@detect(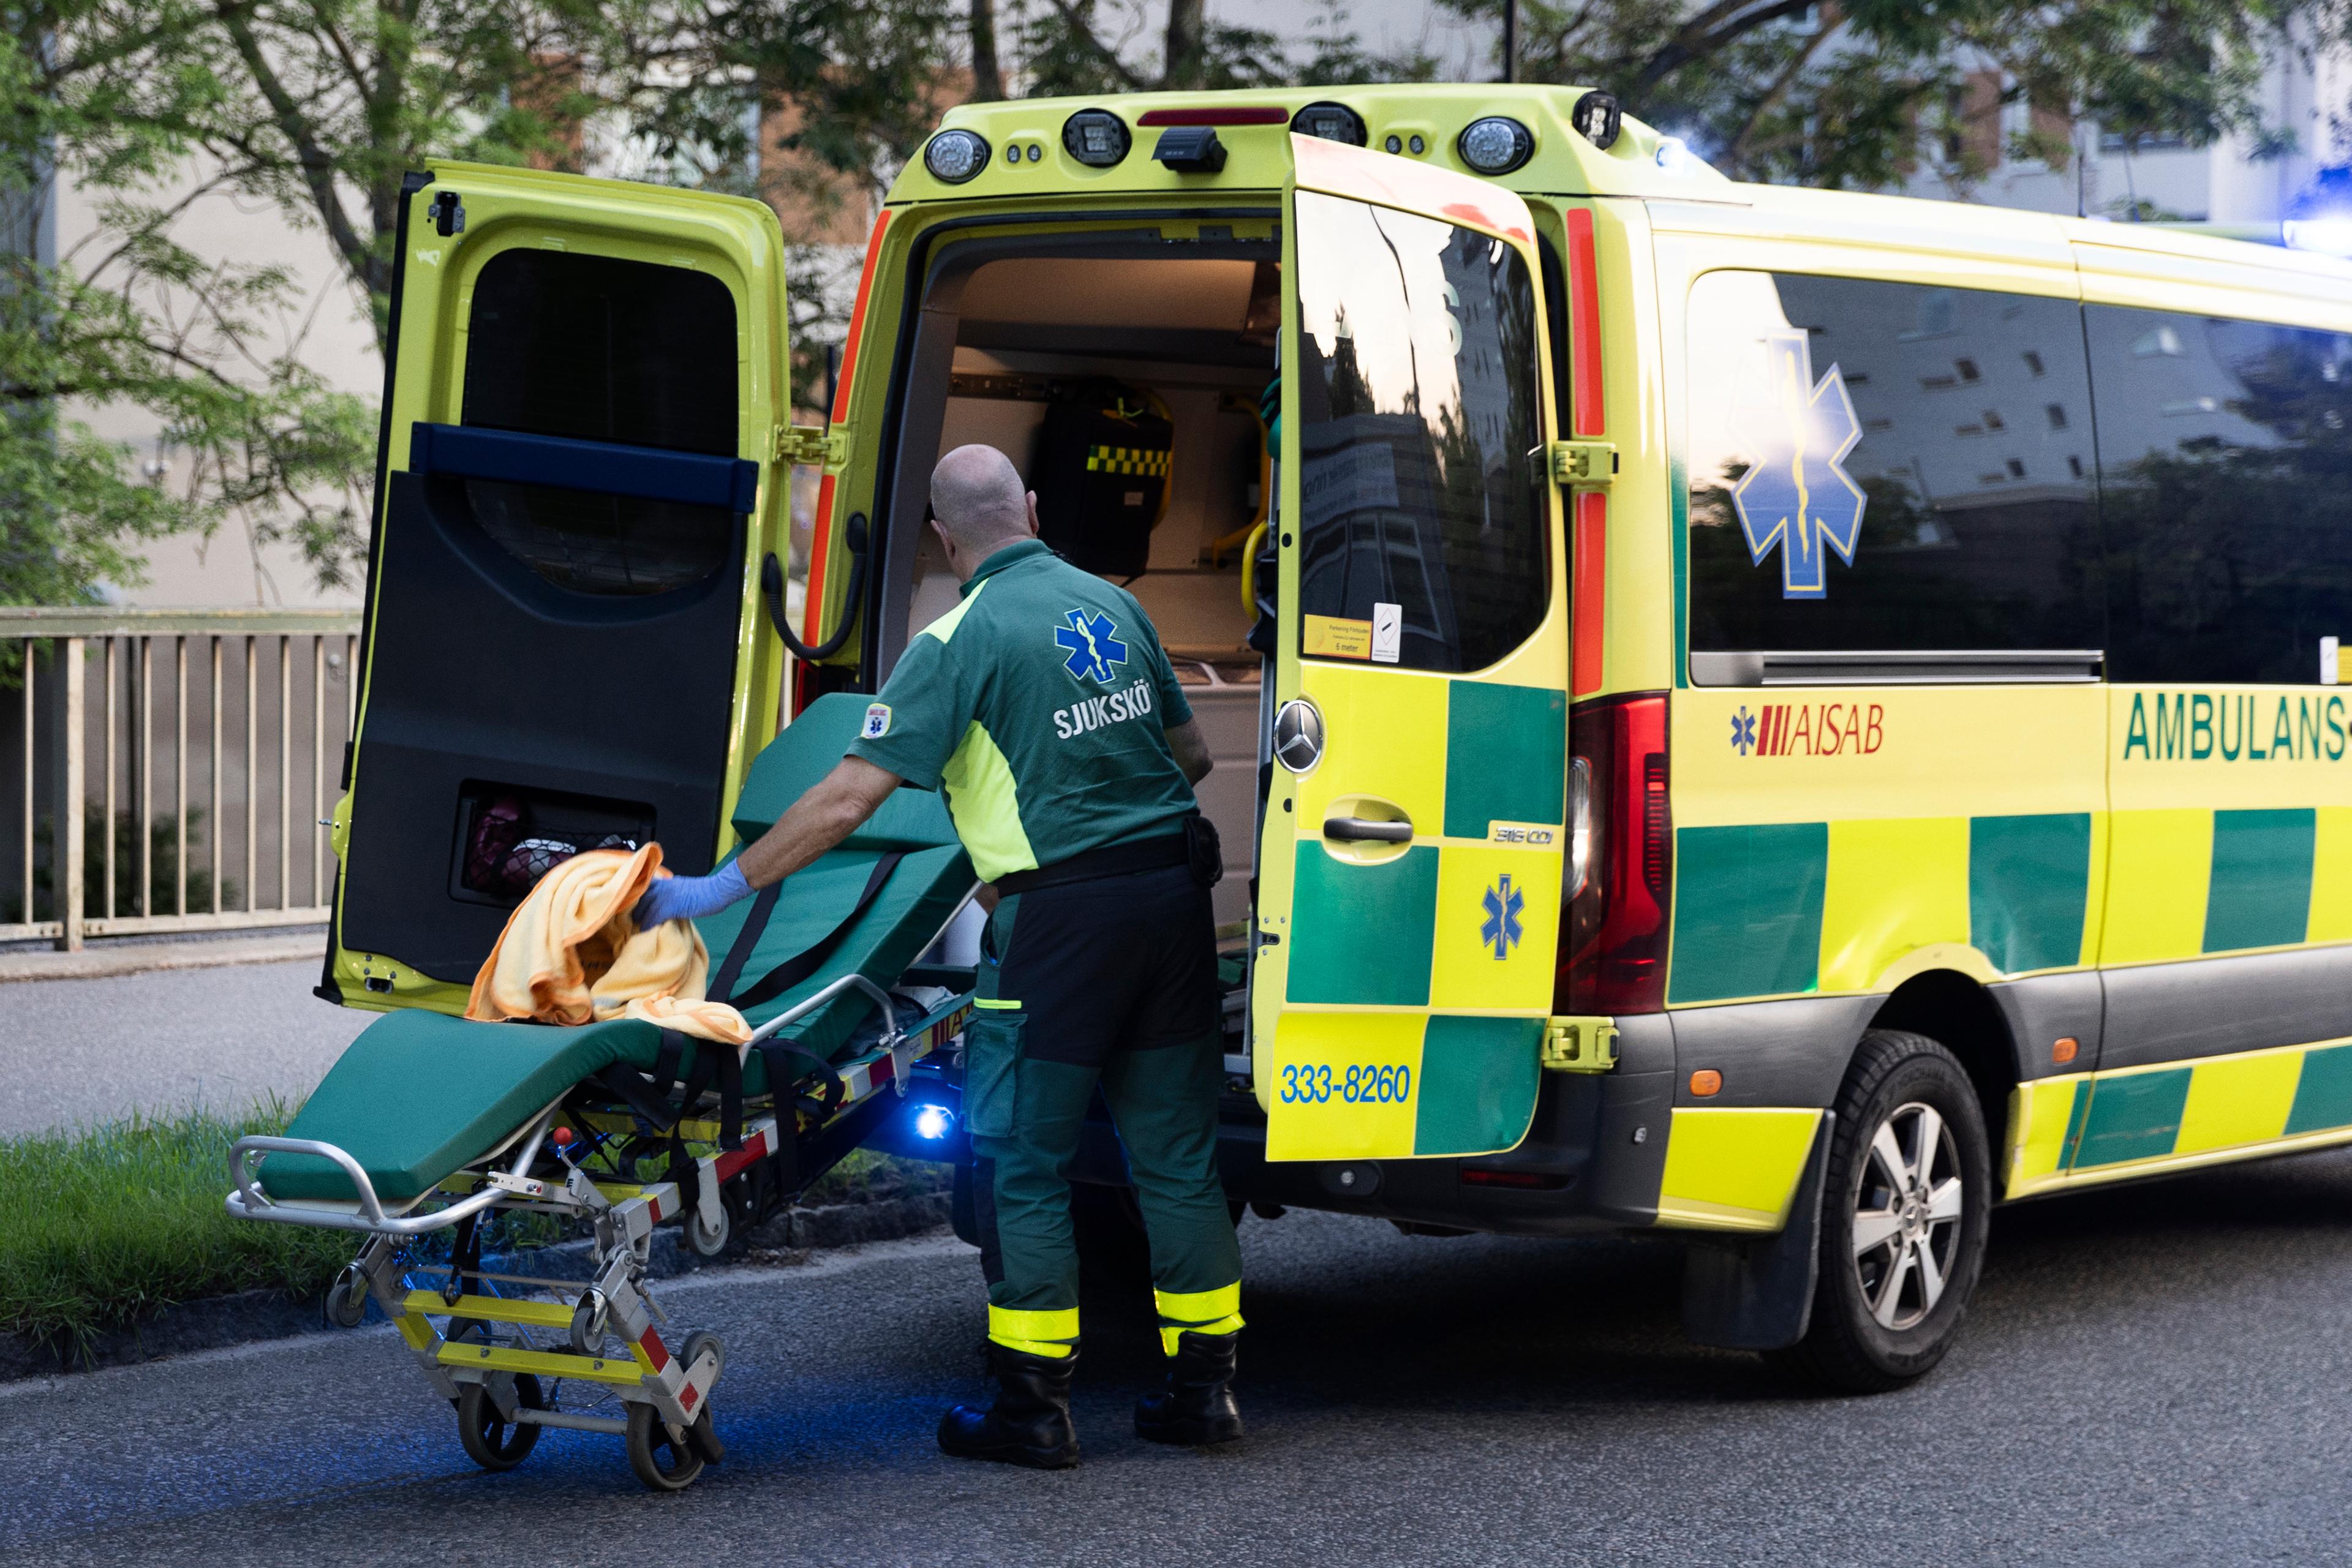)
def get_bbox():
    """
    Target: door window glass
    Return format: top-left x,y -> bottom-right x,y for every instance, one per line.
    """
1686,272 -> 2101,655
2087,305 -> 2352,684
457,249 -> 741,595
1292,190 -> 1548,674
